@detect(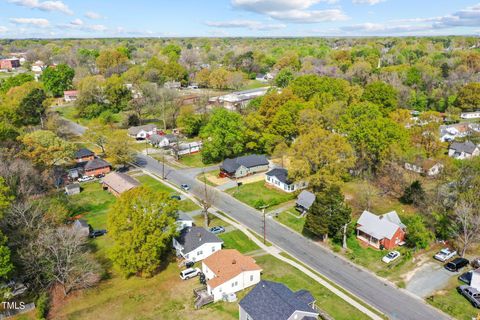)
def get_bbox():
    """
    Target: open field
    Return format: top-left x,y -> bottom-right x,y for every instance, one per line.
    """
226,181 -> 295,209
